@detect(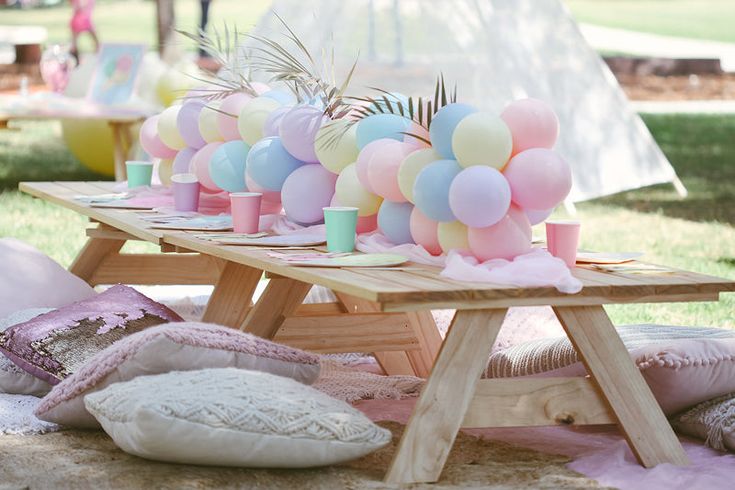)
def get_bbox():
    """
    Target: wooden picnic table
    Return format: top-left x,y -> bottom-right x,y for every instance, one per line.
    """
19,181 -> 735,484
